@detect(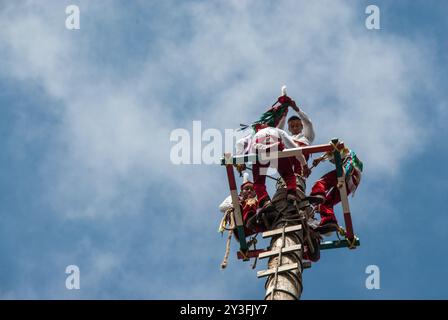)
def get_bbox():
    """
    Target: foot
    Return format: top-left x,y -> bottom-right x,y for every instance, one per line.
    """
257,200 -> 277,229
245,214 -> 259,231
303,231 -> 321,262
316,216 -> 339,235
306,217 -> 320,230
258,199 -> 275,215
